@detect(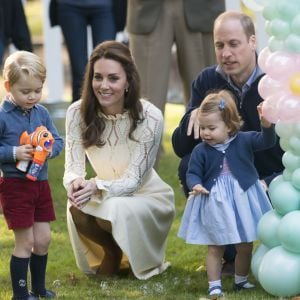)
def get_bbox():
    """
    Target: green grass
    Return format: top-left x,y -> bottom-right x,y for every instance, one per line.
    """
0,104 -> 279,299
